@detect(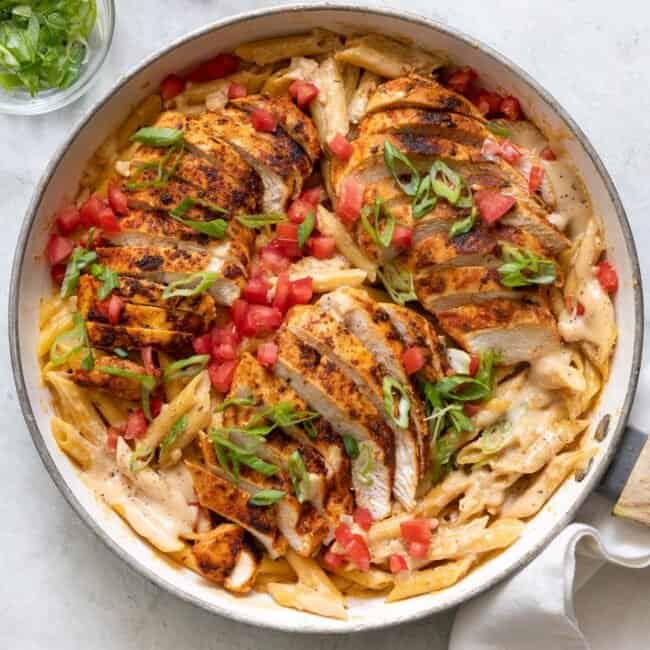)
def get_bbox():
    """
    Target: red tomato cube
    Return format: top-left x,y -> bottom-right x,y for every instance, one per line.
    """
323,549 -> 346,571
160,74 -> 186,101
402,346 -> 425,375
334,522 -> 354,546
45,234 -> 73,266
475,190 -> 516,224
228,82 -> 247,99
446,67 -> 478,95
500,95 -> 523,120
389,554 -> 408,574
336,178 -> 363,223
192,334 -> 212,356
329,133 -> 353,160
408,541 -> 429,559
107,184 -> 129,215
259,245 -> 291,274
289,80 -> 319,108
353,507 -> 373,531
308,236 -> 336,260
272,272 -> 291,312
243,275 -> 270,305
257,341 -> 278,368
540,146 -> 557,161
528,165 -> 545,193
79,194 -> 104,228
187,53 -> 239,83
288,277 -> 313,307
241,305 -> 283,337
595,261 -> 619,294
288,198 -> 313,224
231,299 -> 249,335
344,535 -> 371,572
300,186 -> 324,206
499,140 -> 522,164
468,353 -> 480,377
107,295 -> 124,325
208,359 -> 239,392
251,108 -> 277,132
56,205 -> 81,235
96,206 -> 121,233
400,518 -> 432,545
124,409 -> 148,439
391,224 -> 413,249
